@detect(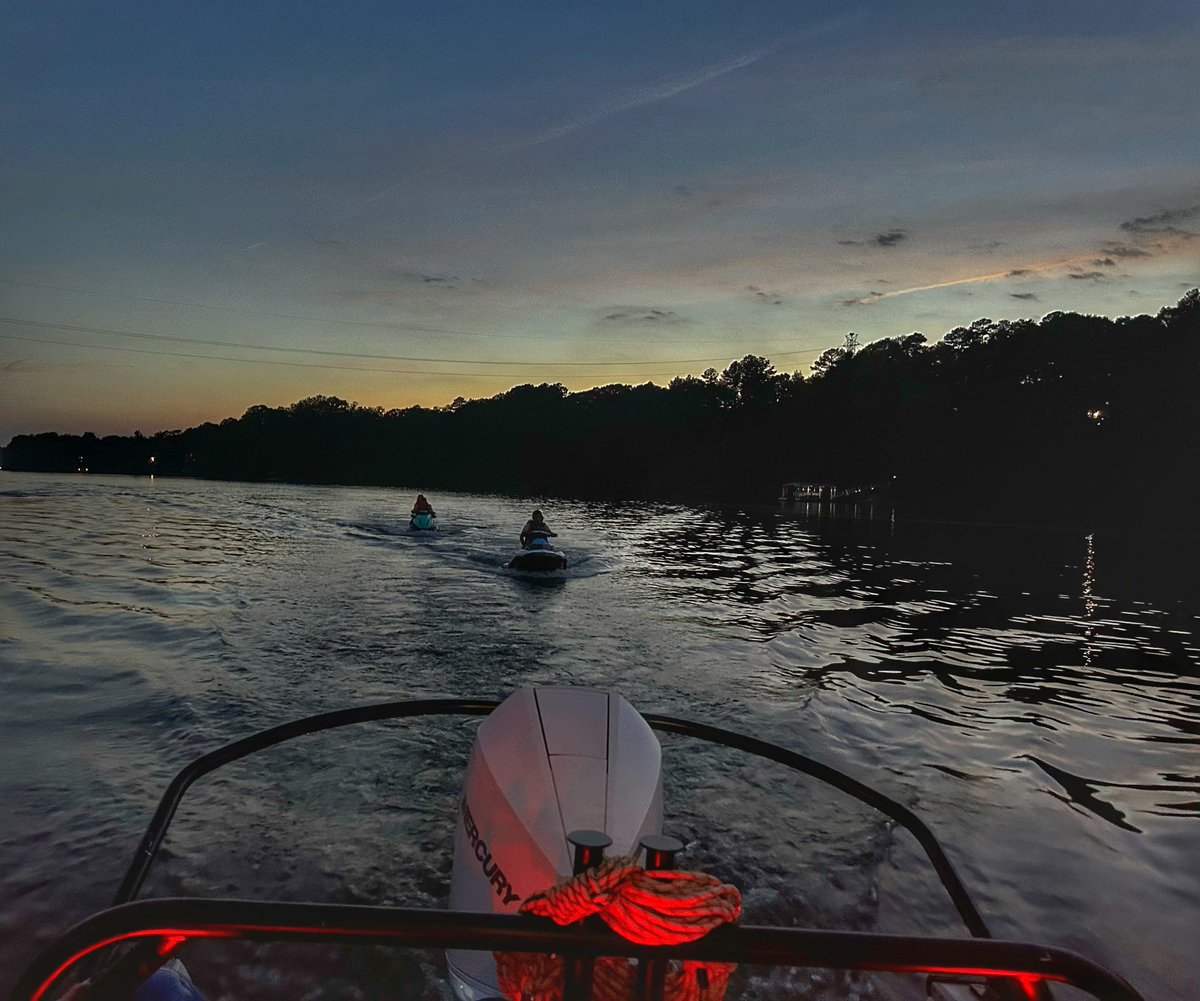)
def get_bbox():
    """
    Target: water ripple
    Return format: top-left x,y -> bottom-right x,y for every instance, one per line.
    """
1,473 -> 1197,1000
